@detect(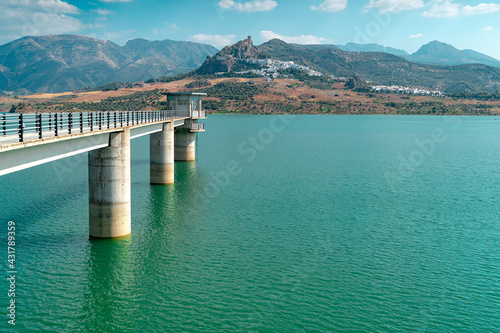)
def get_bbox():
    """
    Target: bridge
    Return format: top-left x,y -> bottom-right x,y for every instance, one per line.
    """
0,92 -> 207,238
